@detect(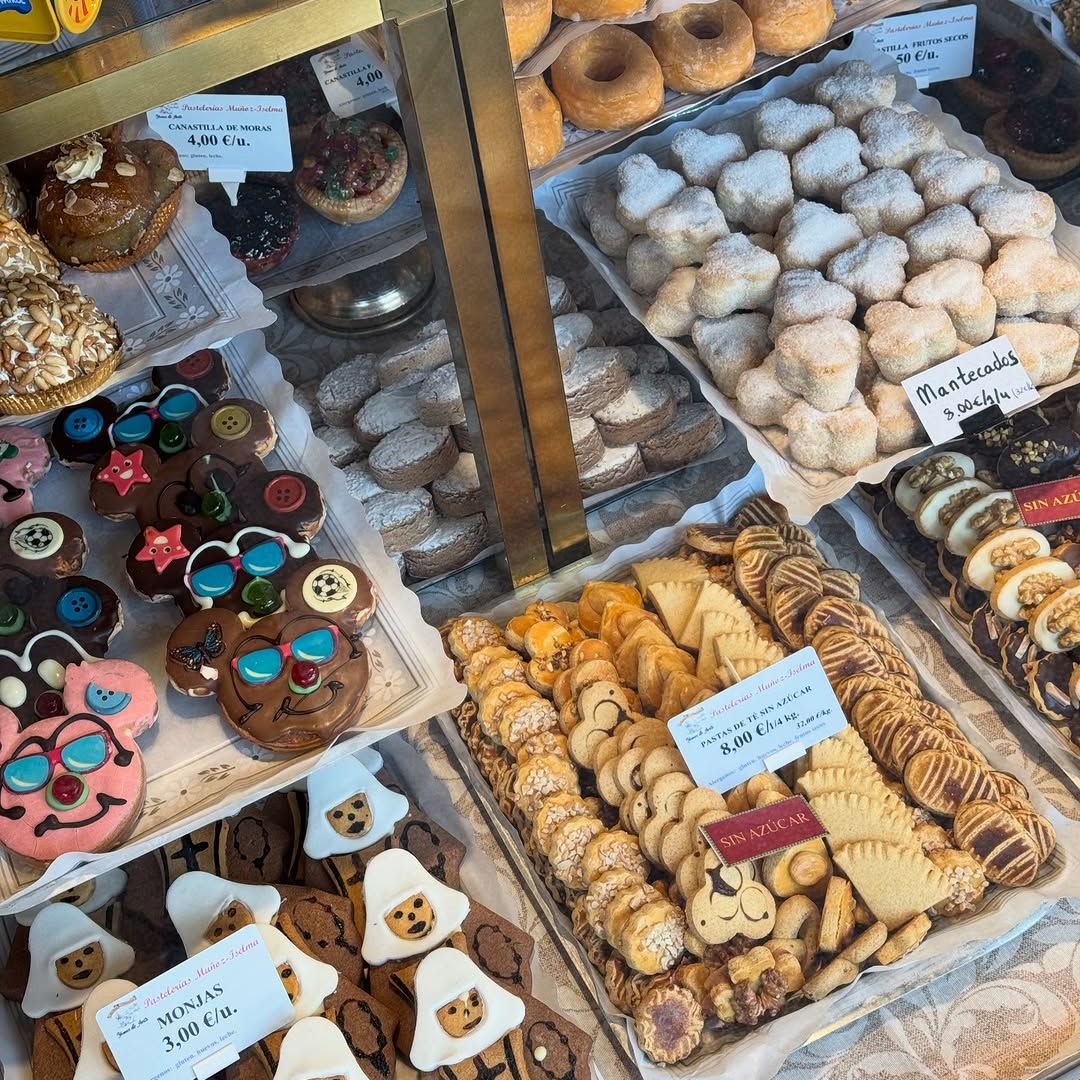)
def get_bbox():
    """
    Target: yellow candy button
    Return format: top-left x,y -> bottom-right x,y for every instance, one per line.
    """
210,405 -> 252,441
